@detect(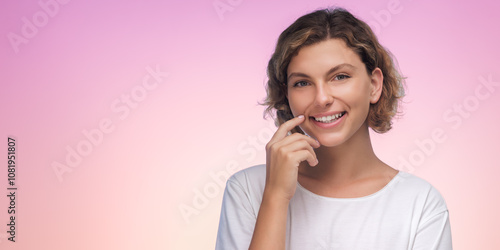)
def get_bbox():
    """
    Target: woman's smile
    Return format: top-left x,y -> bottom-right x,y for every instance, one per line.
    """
308,111 -> 347,128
